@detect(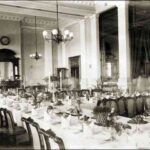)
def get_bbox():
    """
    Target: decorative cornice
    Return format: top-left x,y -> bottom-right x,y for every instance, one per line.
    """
0,14 -> 22,21
22,17 -> 57,28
